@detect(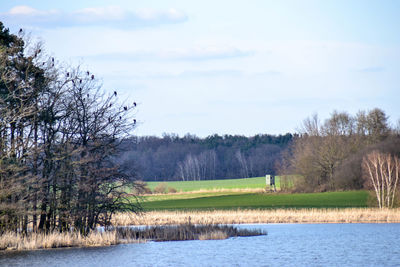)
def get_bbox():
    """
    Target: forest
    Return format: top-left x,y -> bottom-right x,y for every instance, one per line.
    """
118,133 -> 293,181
